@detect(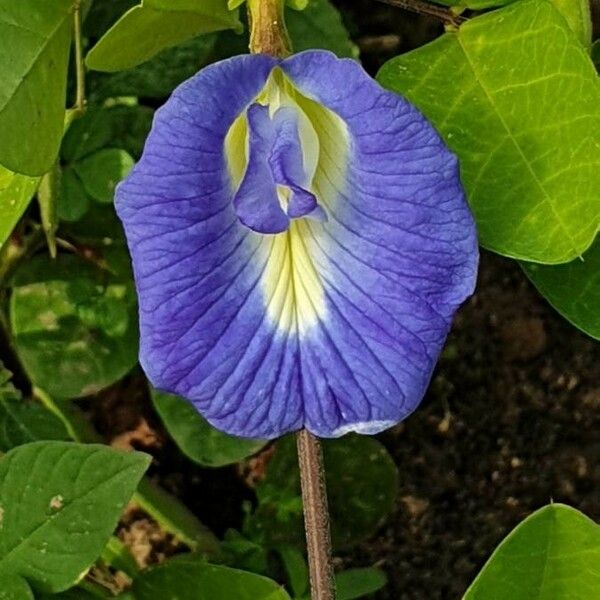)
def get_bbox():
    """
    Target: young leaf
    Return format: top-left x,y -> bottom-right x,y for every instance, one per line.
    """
74,149 -> 134,204
126,556 -> 292,599
336,568 -> 388,600
0,0 -> 73,175
0,441 -> 150,593
151,389 -> 266,467
245,435 -> 399,549
86,0 -> 241,72
464,504 -> 600,599
378,0 -> 600,264
10,253 -> 139,399
522,237 -> 600,340
0,165 -> 39,249
287,0 -> 358,57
